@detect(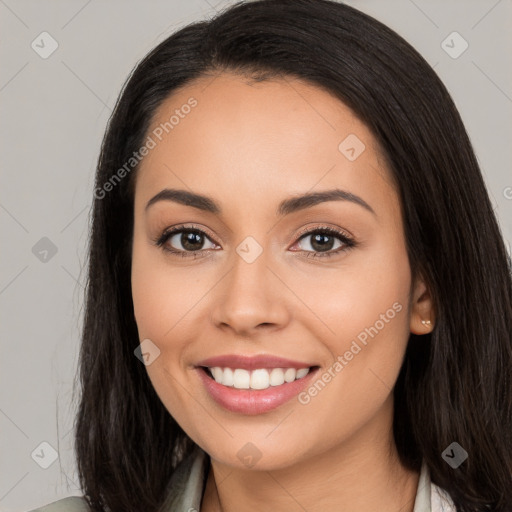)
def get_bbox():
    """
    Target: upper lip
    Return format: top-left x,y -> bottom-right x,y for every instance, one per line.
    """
196,354 -> 318,371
